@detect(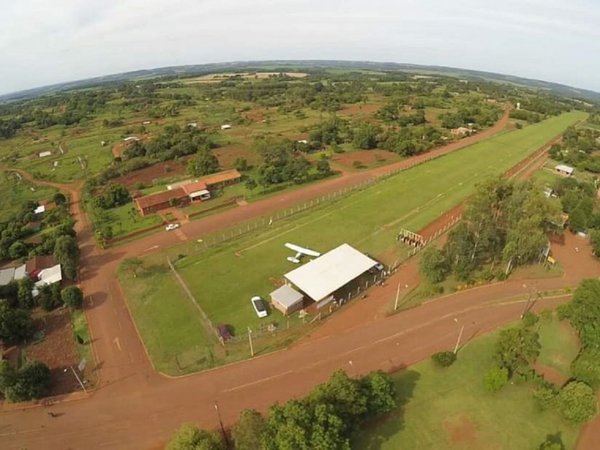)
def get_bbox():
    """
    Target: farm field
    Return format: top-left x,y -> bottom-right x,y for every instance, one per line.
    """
353,318 -> 580,450
119,111 -> 585,373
